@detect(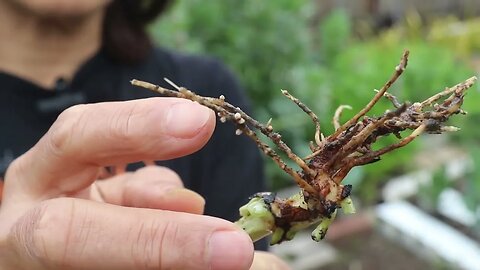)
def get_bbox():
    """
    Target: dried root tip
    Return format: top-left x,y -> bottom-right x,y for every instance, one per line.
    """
395,65 -> 405,72
340,196 -> 356,214
271,228 -> 286,245
266,118 -> 272,125
266,118 -> 273,132
219,94 -> 226,100
233,112 -> 246,124
130,80 -> 159,91
164,77 -> 181,90
311,210 -> 337,242
220,116 -> 227,123
441,126 -> 461,132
